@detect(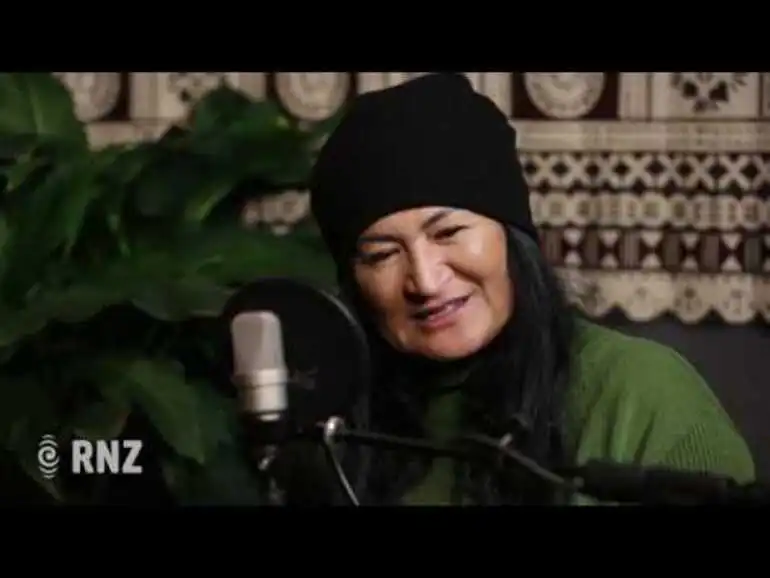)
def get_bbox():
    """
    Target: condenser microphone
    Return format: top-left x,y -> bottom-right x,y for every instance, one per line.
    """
222,277 -> 375,502
230,310 -> 289,423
